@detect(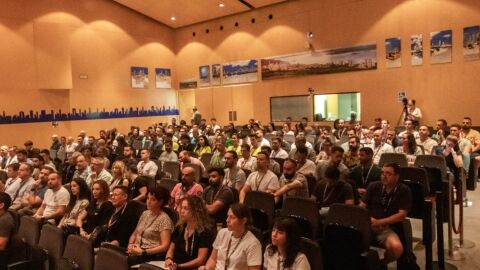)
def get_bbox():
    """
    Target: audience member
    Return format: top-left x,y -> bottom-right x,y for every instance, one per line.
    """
311,165 -> 354,210
274,159 -> 309,201
349,147 -> 381,201
179,150 -> 206,176
416,126 -> 438,155
343,136 -> 361,169
3,163 -> 21,201
86,156 -> 113,187
432,119 -> 449,144
248,134 -> 261,157
395,133 -> 423,165
237,144 -> 257,172
159,140 -> 179,165
73,154 -> 91,181
18,165 -> 54,216
127,186 -> 173,265
270,137 -> 288,159
398,120 -> 419,140
0,192 -> 14,258
165,196 -> 215,270
260,146 -> 281,176
194,135 -> 212,157
203,168 -> 234,226
200,203 -> 262,270
171,167 -> 204,210
33,172 -> 70,224
263,217 -> 311,270
137,149 -> 158,178
110,160 -> 130,190
58,178 -> 91,232
239,152 -> 279,203
9,163 -> 35,211
224,151 -> 246,191
210,137 -> 227,169
315,146 -> 349,182
370,129 -> 394,165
